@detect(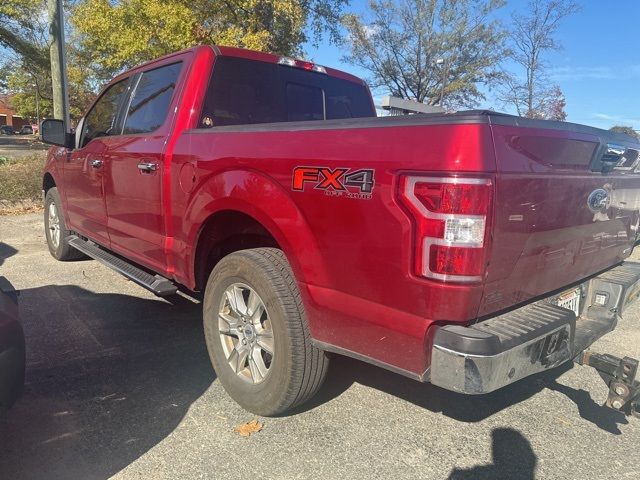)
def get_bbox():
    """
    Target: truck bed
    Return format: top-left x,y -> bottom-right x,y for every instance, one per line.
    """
172,110 -> 640,376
